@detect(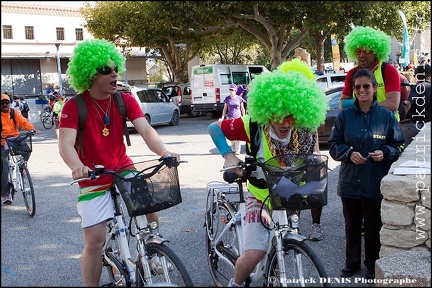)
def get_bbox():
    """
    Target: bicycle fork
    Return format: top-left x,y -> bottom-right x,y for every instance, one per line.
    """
105,215 -> 136,284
